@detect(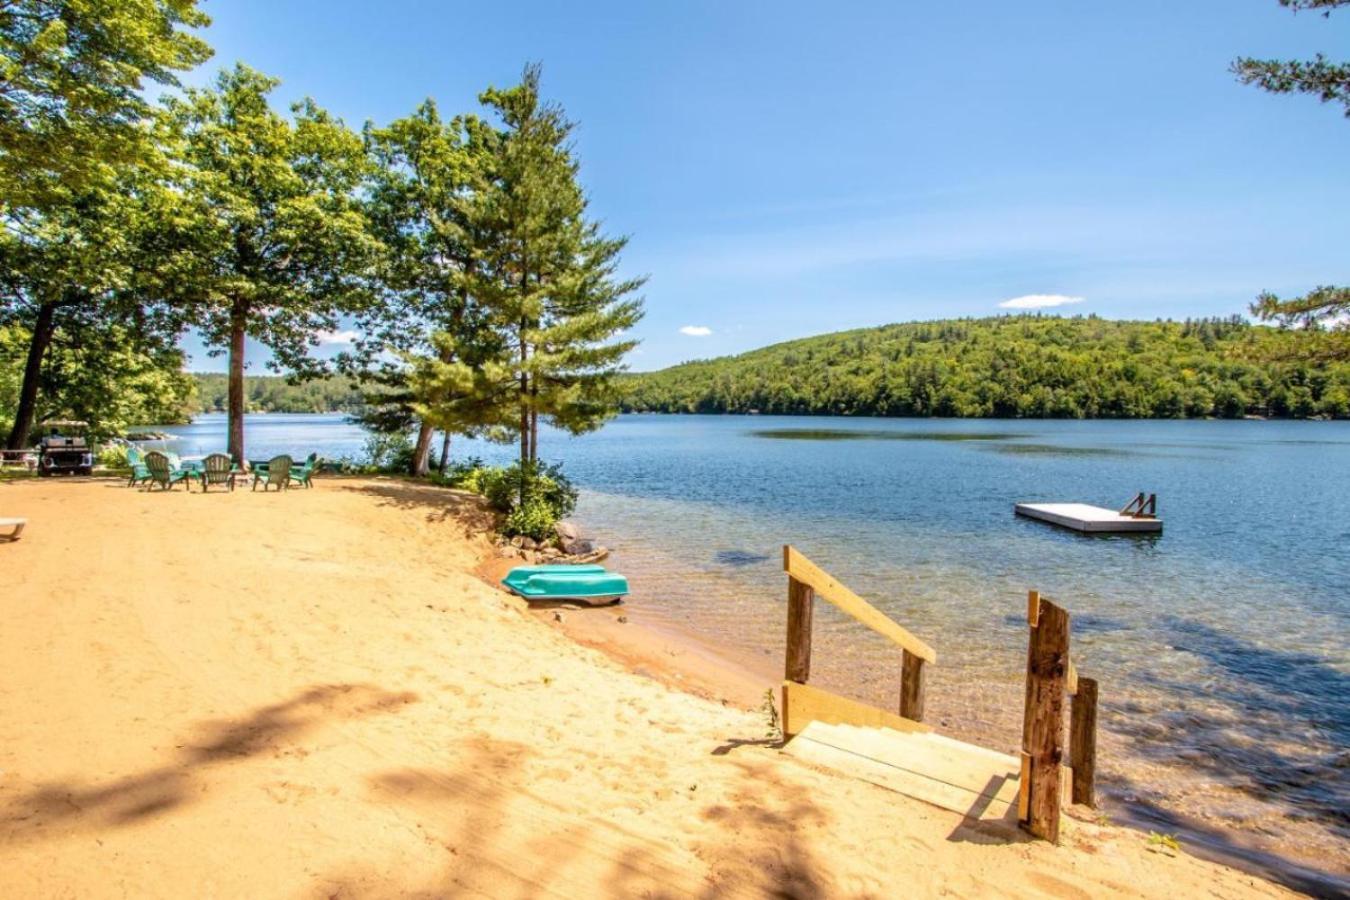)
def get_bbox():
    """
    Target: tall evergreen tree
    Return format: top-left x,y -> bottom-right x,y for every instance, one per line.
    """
158,64 -> 374,463
1234,0 -> 1349,355
470,65 -> 644,477
358,100 -> 502,475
